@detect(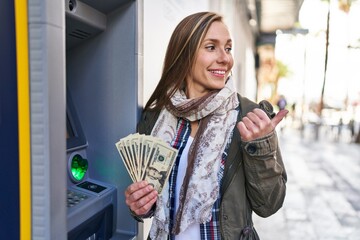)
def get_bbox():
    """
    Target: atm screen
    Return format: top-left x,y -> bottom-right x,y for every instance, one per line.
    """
66,90 -> 87,151
66,115 -> 73,139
